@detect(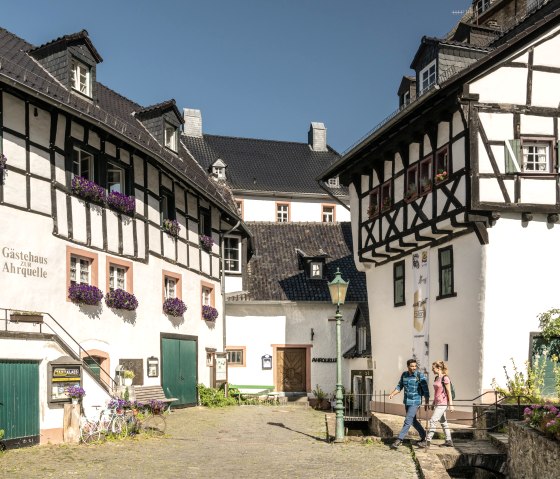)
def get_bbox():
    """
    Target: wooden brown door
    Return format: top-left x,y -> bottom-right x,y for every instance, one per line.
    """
277,348 -> 306,392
